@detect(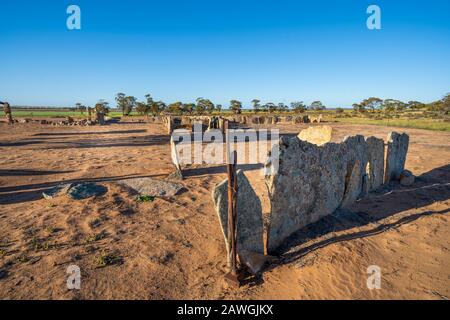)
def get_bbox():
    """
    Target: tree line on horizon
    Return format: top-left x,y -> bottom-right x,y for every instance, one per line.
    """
75,94 -> 328,116
349,95 -> 450,115
72,92 -> 450,116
